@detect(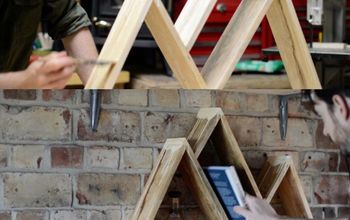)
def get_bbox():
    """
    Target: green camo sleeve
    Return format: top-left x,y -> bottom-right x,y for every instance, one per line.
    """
42,0 -> 91,40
